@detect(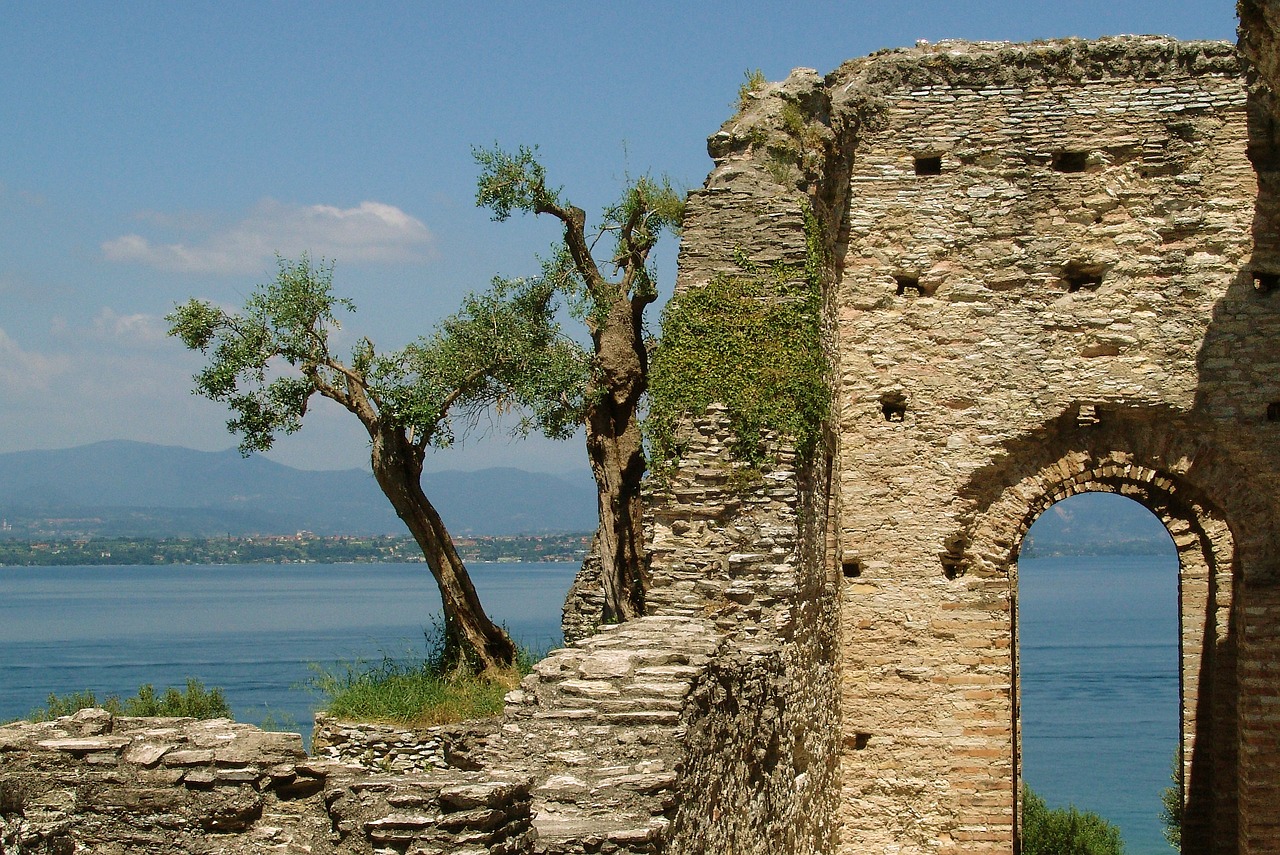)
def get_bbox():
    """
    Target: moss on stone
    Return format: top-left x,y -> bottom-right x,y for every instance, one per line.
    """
647,204 -> 828,473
